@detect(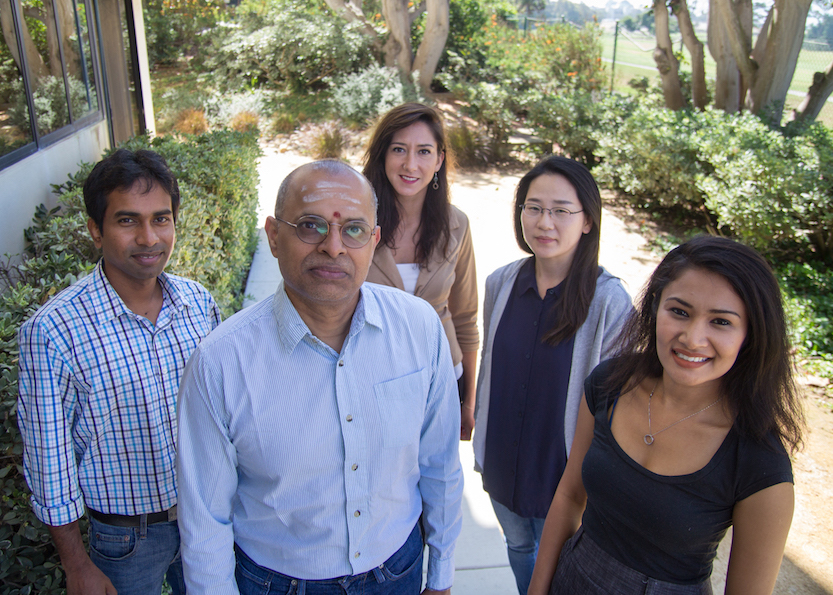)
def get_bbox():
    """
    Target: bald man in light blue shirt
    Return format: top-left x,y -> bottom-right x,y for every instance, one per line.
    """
176,161 -> 463,595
